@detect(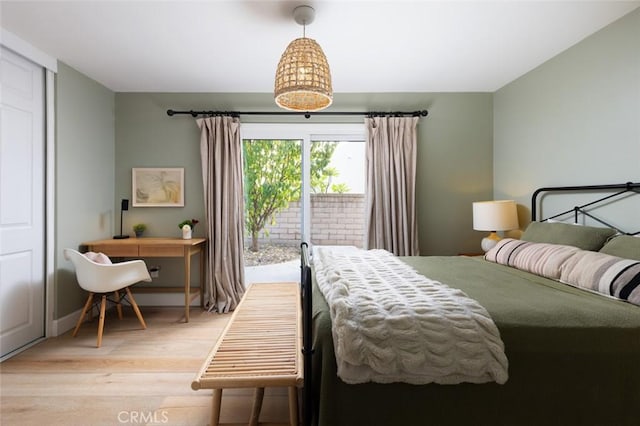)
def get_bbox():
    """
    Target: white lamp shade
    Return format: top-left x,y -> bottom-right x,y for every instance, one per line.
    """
473,200 -> 519,231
